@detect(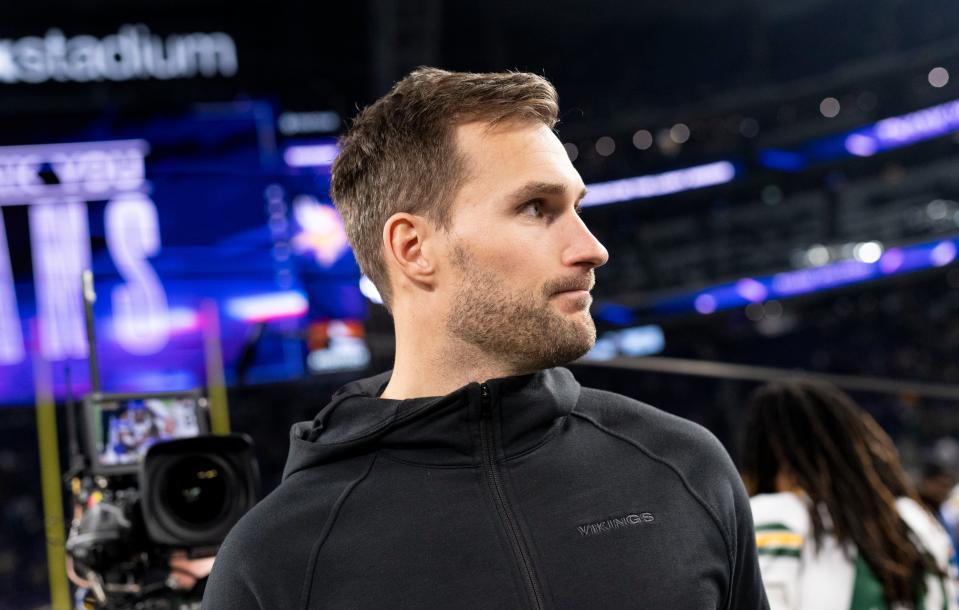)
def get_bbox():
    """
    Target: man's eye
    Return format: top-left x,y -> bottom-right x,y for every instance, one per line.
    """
520,200 -> 544,217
